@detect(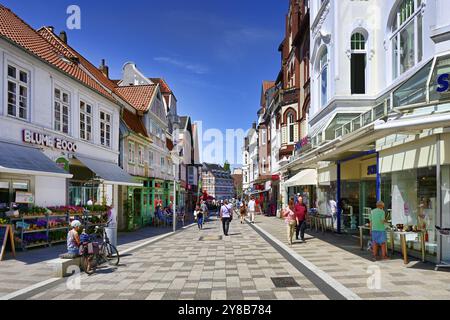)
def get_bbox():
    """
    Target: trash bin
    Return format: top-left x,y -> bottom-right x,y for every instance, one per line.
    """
105,227 -> 117,247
